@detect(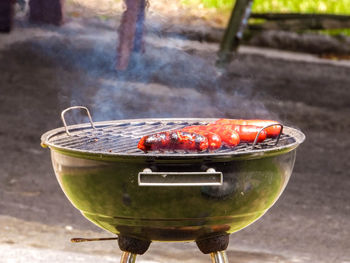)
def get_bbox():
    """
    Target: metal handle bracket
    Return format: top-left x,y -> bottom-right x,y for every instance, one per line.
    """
61,106 -> 95,136
251,123 -> 284,149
